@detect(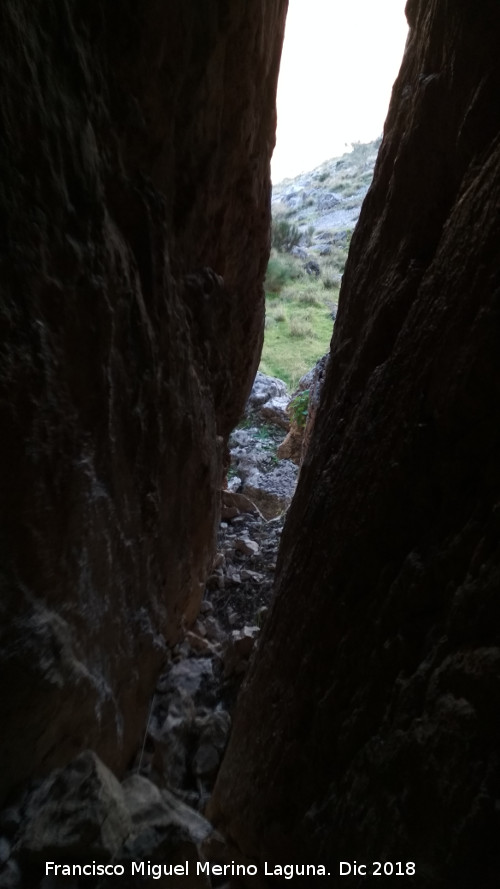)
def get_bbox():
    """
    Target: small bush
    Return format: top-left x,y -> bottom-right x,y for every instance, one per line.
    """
265,254 -> 301,293
272,217 -> 301,253
289,389 -> 310,429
